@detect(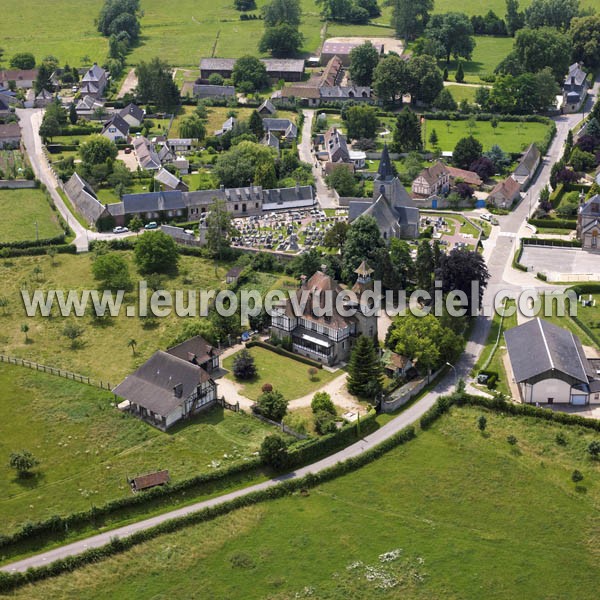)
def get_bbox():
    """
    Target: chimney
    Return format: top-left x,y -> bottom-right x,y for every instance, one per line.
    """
173,383 -> 183,398
571,76 -> 575,86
